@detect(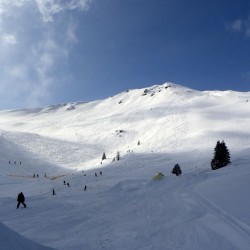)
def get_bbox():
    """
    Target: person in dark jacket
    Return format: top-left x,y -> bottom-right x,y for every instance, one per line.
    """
17,192 -> 27,208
